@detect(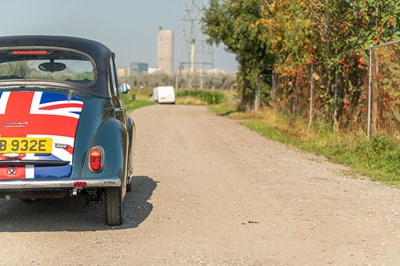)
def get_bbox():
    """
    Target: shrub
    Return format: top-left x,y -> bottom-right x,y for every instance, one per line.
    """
176,90 -> 226,105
